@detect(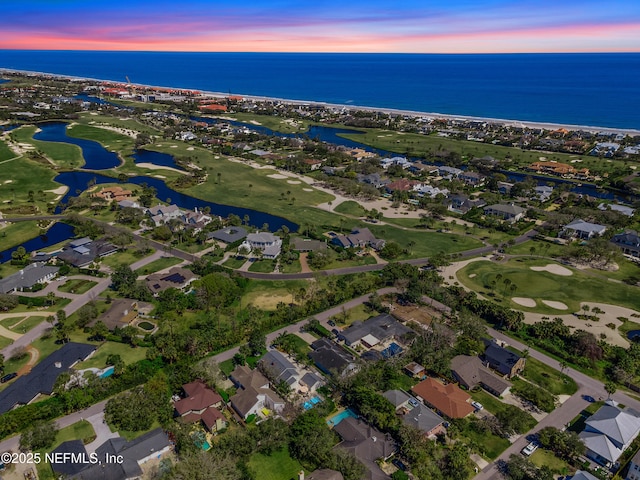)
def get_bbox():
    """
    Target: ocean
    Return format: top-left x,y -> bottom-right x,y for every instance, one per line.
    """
0,51 -> 639,130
